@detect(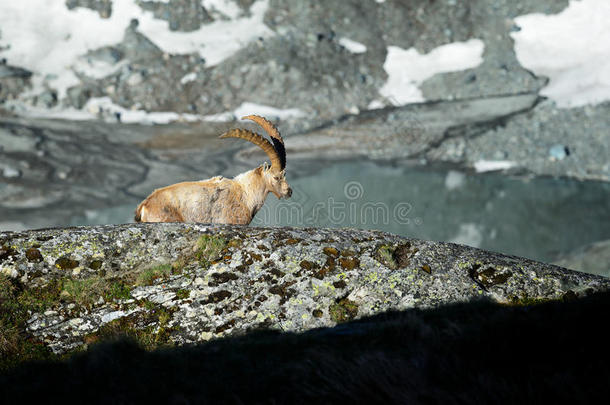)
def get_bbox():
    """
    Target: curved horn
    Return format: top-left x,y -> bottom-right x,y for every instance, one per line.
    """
241,115 -> 286,170
220,129 -> 282,171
